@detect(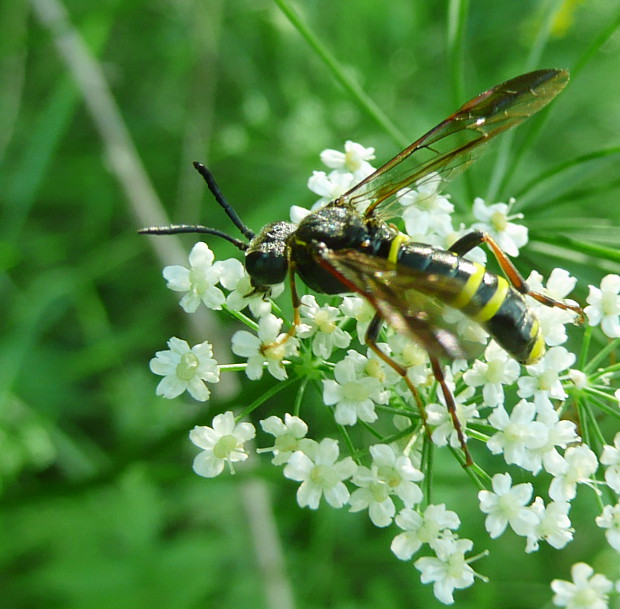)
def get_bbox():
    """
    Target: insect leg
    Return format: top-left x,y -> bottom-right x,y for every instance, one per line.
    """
449,230 -> 584,321
364,315 -> 473,465
258,263 -> 300,358
364,313 -> 426,417
288,261 -> 301,329
447,230 -> 488,257
429,356 -> 473,466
